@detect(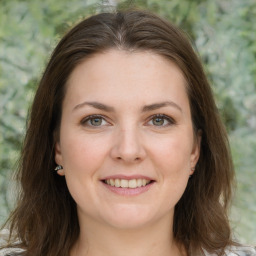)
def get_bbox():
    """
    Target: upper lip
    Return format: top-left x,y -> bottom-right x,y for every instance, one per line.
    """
101,175 -> 155,181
